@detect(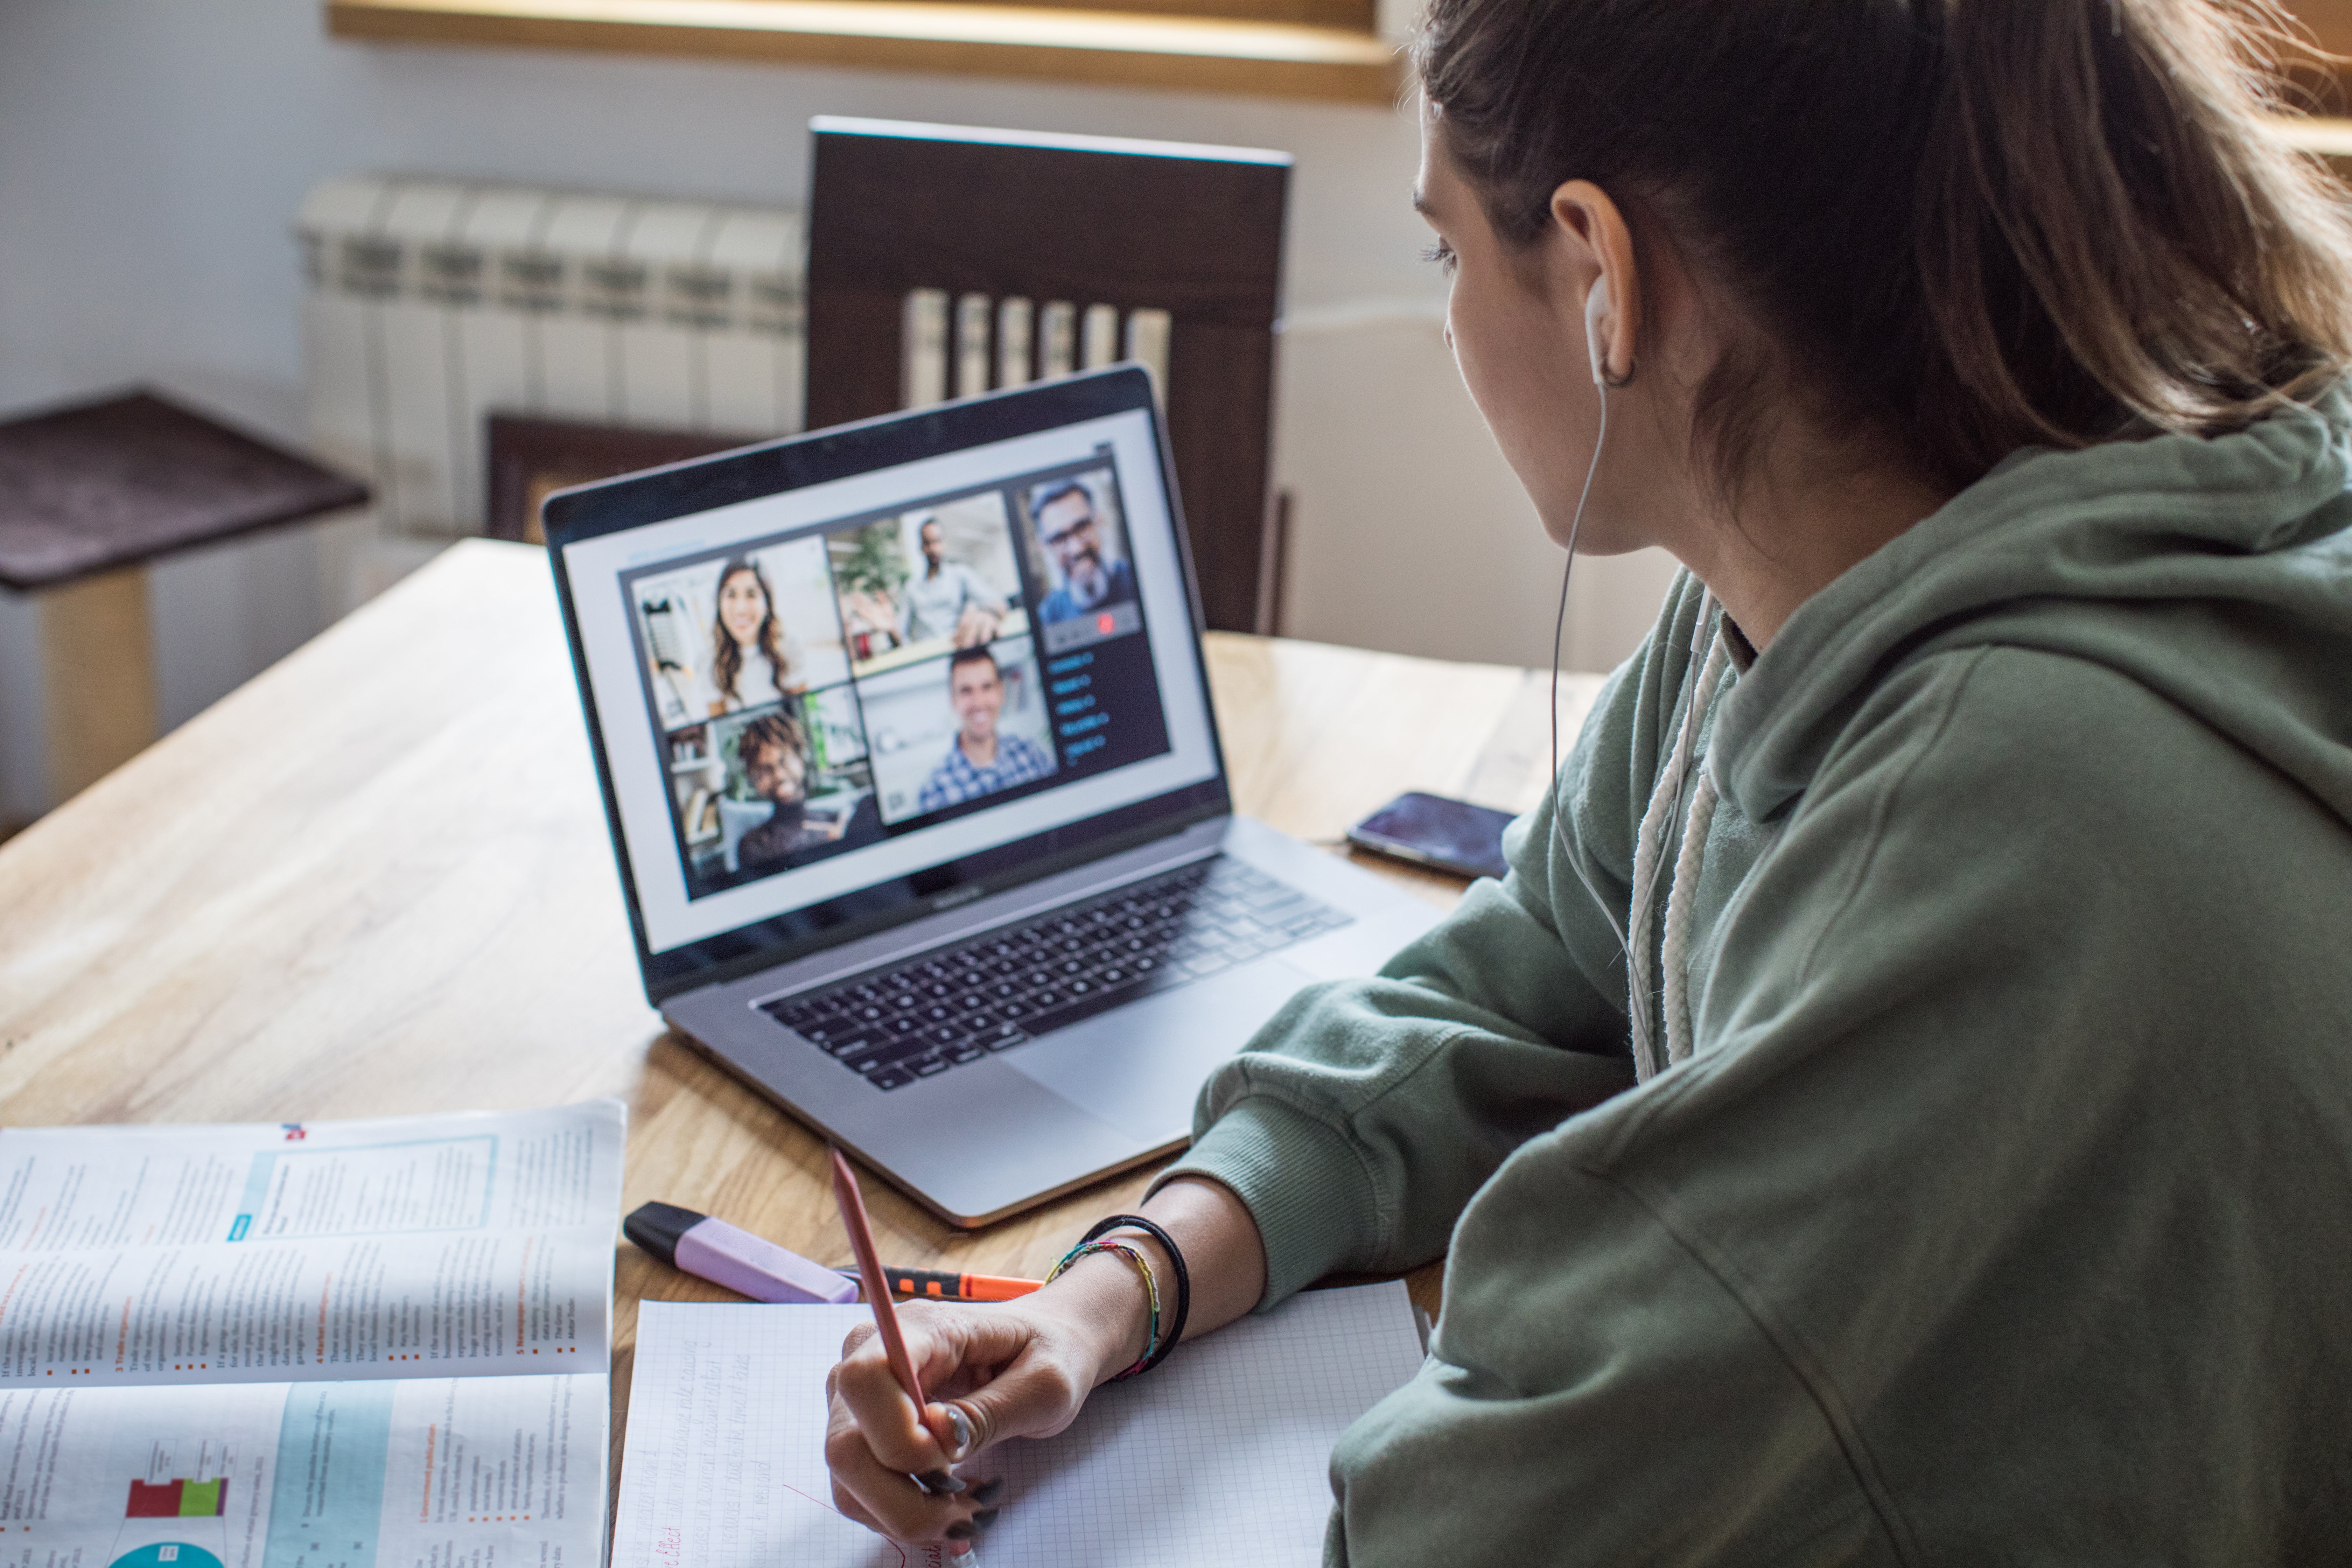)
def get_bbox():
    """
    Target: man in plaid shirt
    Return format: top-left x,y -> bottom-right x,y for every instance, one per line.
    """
918,646 -> 1057,813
